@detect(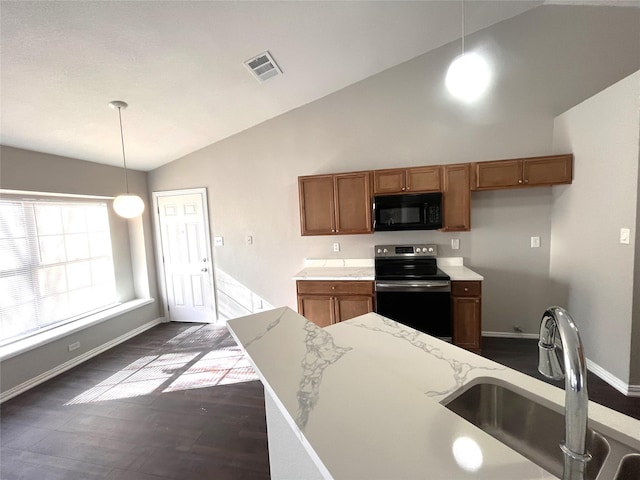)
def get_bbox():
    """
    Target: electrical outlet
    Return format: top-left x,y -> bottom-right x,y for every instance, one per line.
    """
333,242 -> 340,252
246,235 -> 253,245
68,341 -> 80,352
530,236 -> 540,248
214,236 -> 224,246
620,228 -> 630,245
451,239 -> 460,250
